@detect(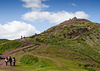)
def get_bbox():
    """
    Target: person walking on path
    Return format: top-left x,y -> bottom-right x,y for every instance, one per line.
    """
24,40 -> 26,43
8,56 -> 12,66
5,57 -> 8,66
12,57 -> 16,66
